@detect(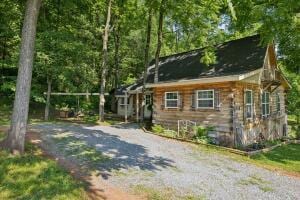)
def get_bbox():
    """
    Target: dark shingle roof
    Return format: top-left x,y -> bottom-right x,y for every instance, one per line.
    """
116,35 -> 267,94
146,35 -> 267,83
